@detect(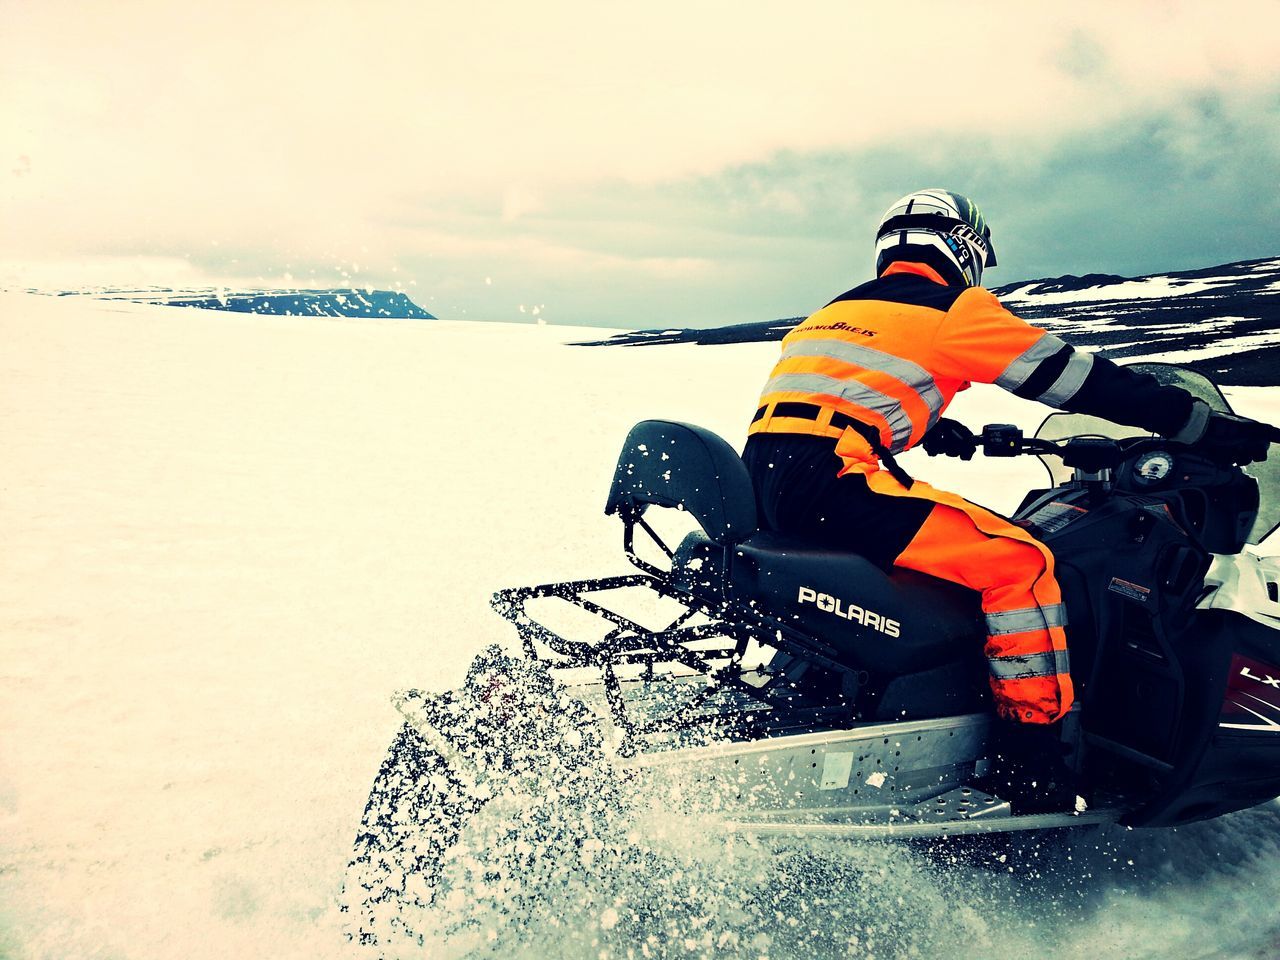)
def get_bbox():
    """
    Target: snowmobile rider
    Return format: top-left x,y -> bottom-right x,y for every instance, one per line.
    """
742,189 -> 1274,807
